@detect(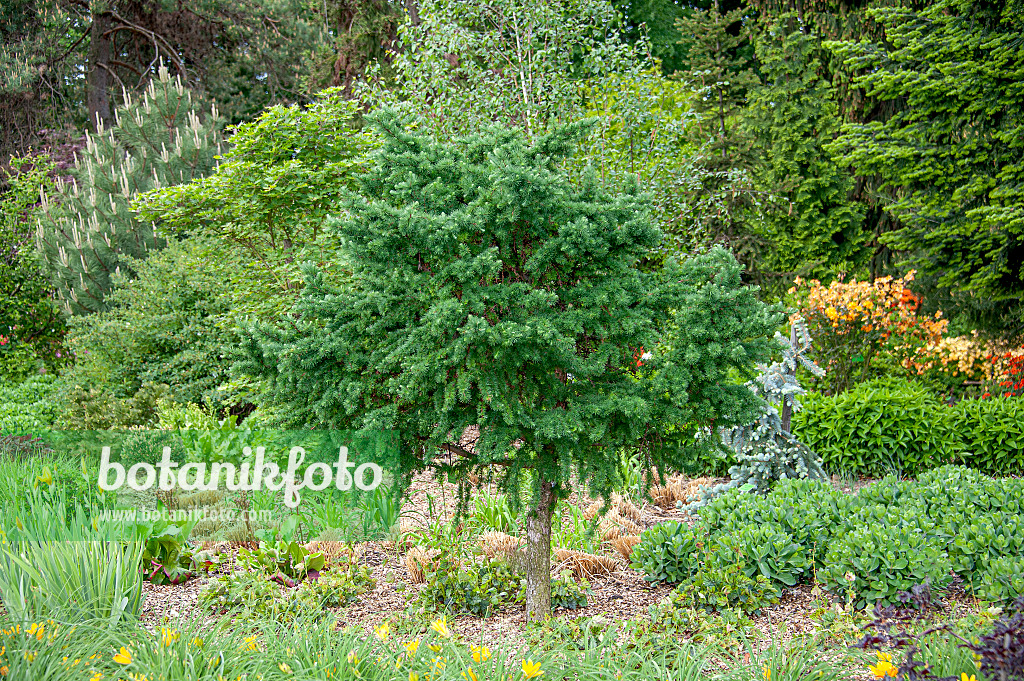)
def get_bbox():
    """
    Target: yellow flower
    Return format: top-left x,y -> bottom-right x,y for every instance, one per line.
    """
90,673 -> 103,681
960,675 -> 976,681
428,644 -> 443,653
409,674 -> 419,681
431,656 -> 445,670
522,659 -> 544,679
0,666 -> 7,677
128,674 -> 148,681
404,639 -> 420,655
279,663 -> 293,674
191,637 -> 204,648
763,666 -> 771,680
471,645 -> 491,663
114,647 -> 132,665
869,660 -> 897,679
34,467 -> 54,488
463,668 -> 478,681
242,635 -> 259,651
159,627 -> 180,647
347,650 -> 360,665
430,616 -> 452,639
374,622 -> 390,641
23,651 -> 36,662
